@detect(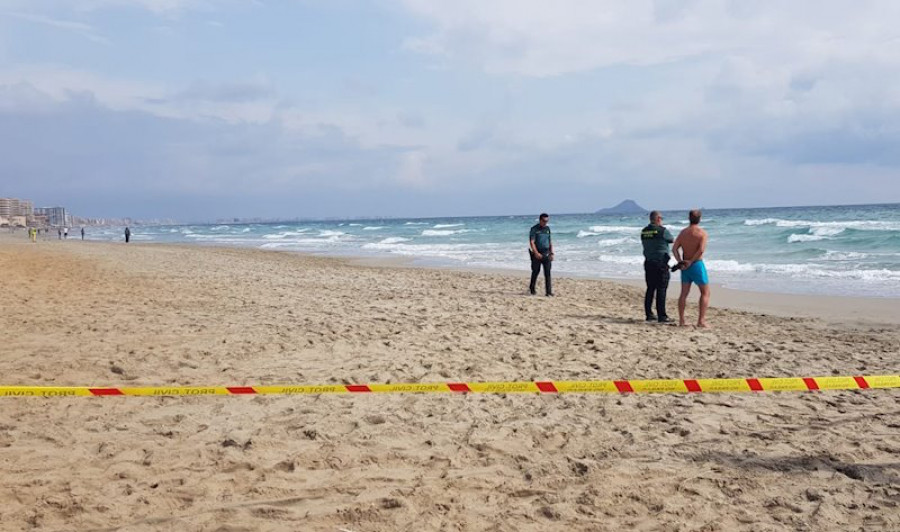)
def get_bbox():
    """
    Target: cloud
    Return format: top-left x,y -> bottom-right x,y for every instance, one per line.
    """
0,84 -> 435,218
400,1 -> 900,77
167,80 -> 276,104
7,12 -> 111,45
